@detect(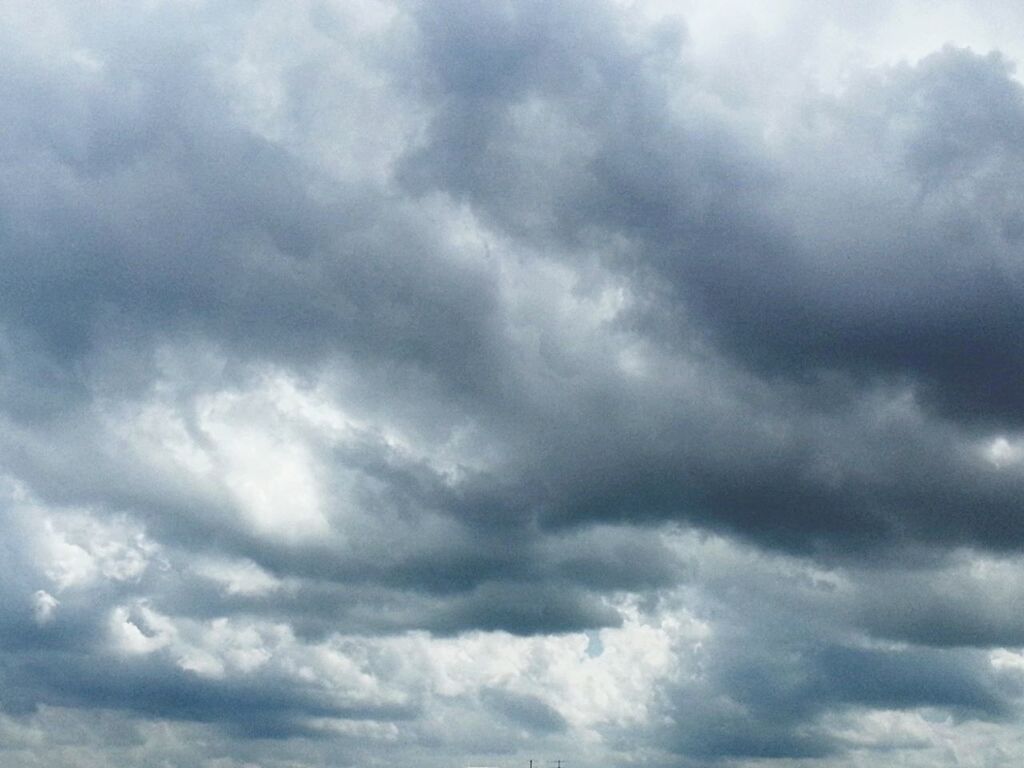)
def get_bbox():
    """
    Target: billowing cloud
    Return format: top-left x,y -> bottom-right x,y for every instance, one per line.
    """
4,1 -> 1024,766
